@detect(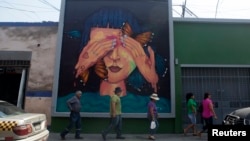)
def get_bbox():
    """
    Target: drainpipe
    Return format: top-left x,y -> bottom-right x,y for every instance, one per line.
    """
17,68 -> 26,108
